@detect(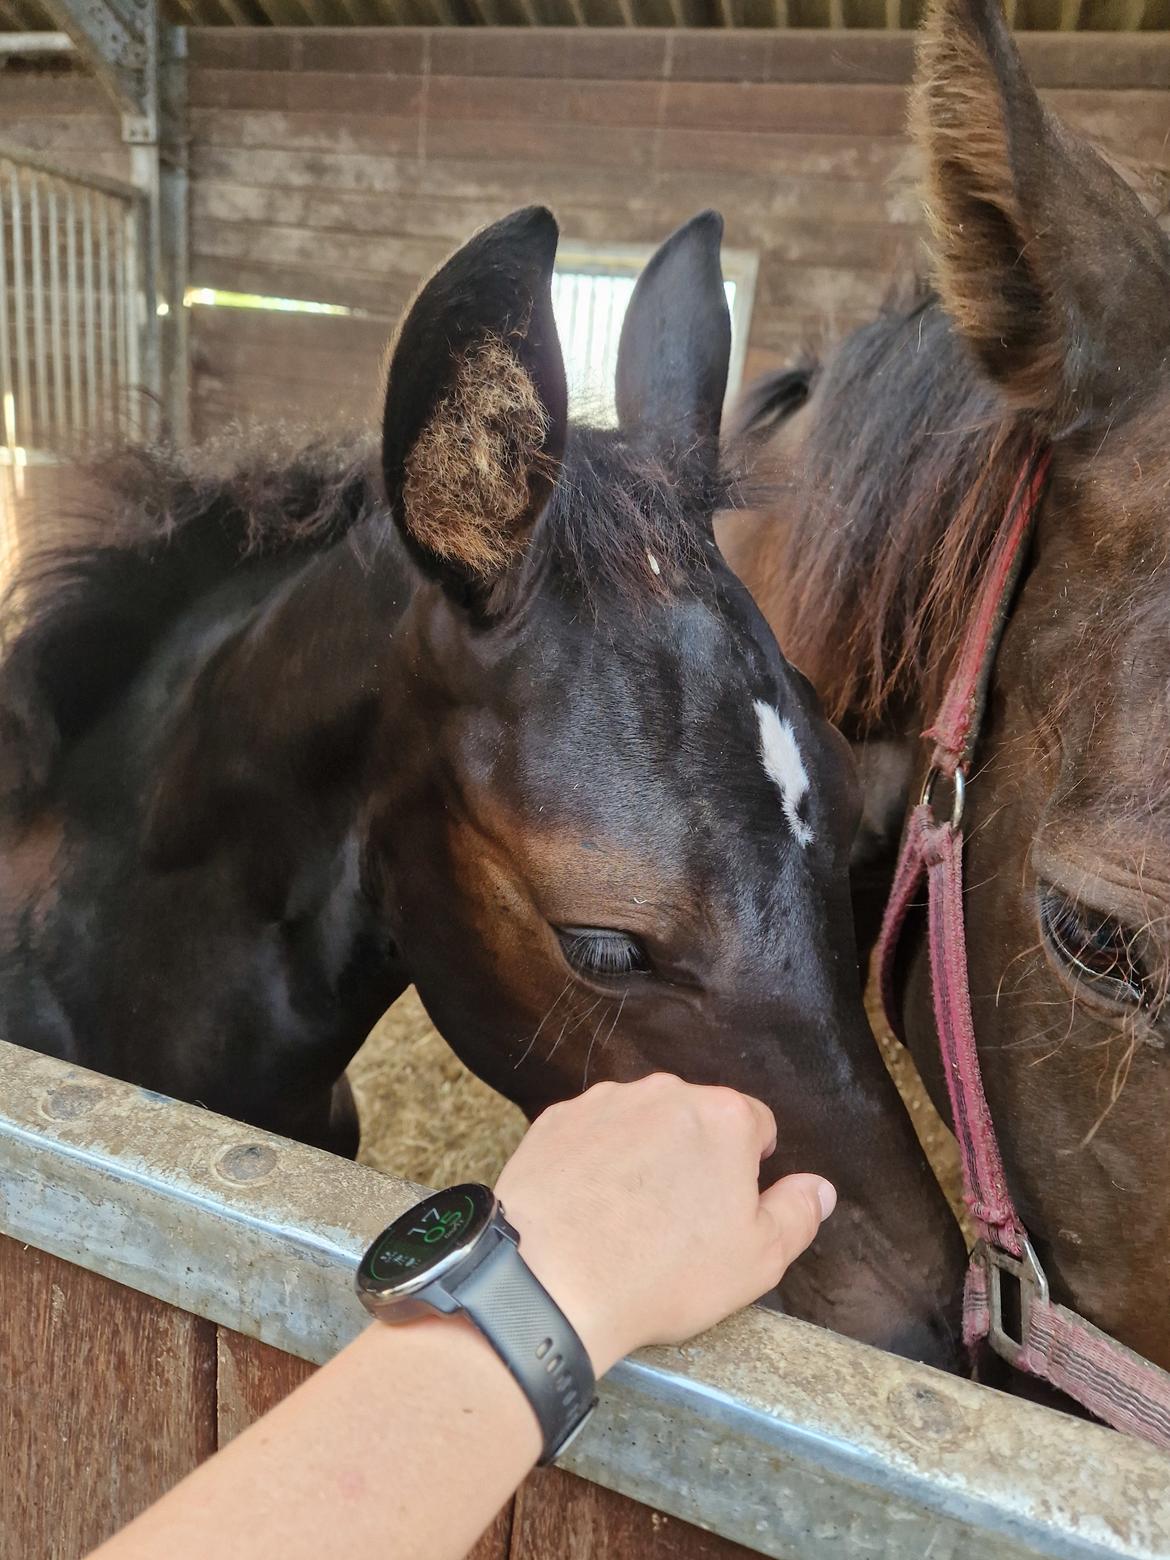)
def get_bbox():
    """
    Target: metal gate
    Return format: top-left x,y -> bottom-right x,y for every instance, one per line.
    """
0,139 -> 154,578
